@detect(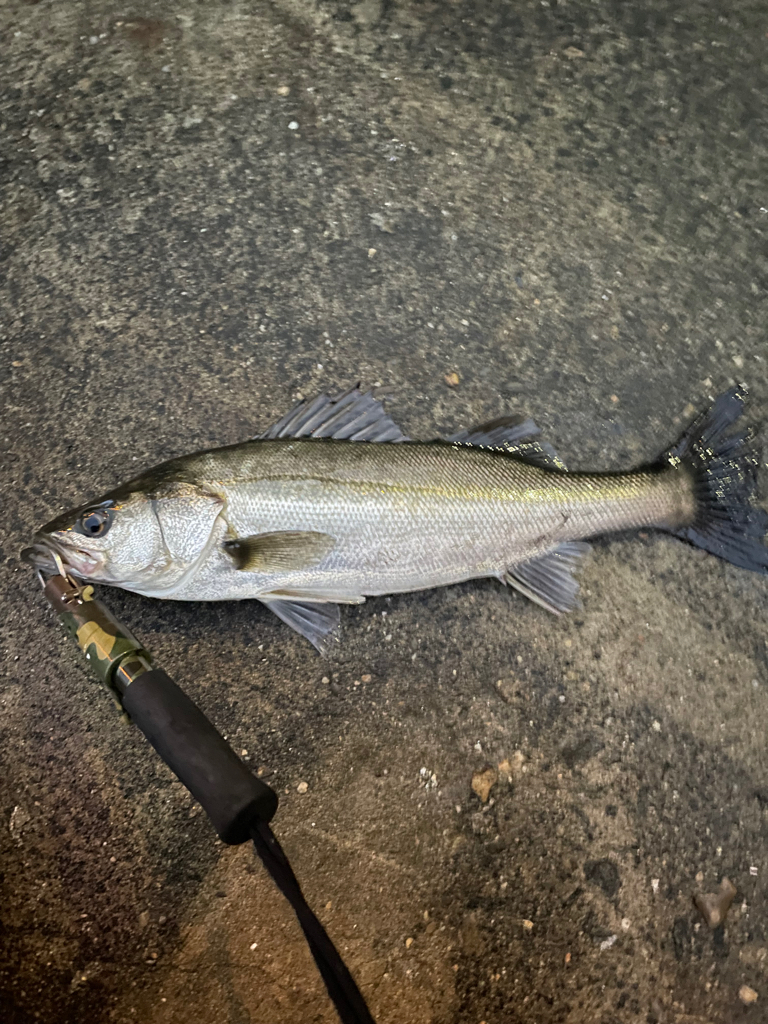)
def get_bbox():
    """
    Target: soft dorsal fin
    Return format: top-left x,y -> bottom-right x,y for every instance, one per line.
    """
504,541 -> 590,613
448,414 -> 538,447
448,415 -> 567,470
257,385 -> 409,443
